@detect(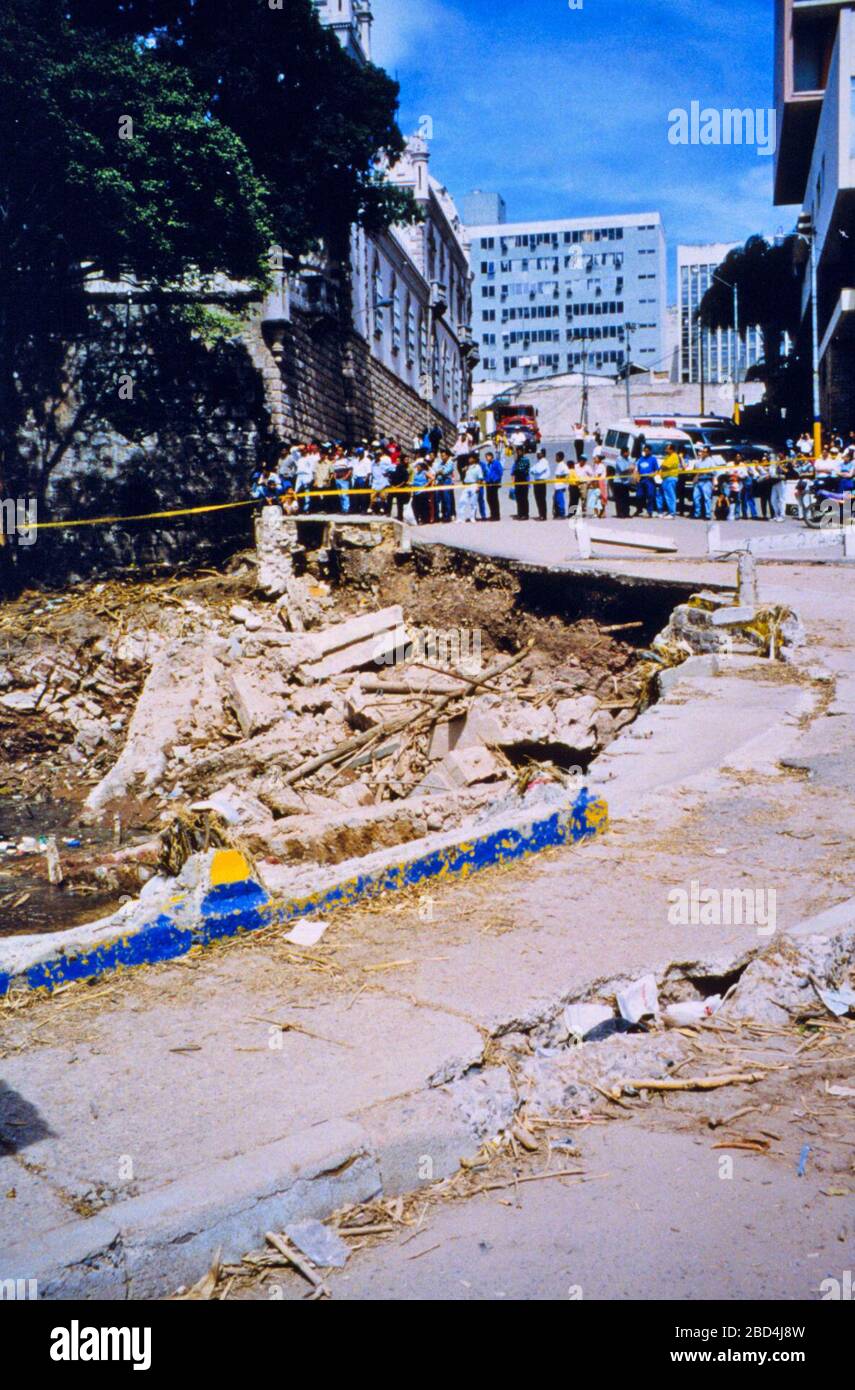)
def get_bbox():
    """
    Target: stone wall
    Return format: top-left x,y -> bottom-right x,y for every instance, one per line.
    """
6,296 -> 456,590
245,307 -> 456,448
